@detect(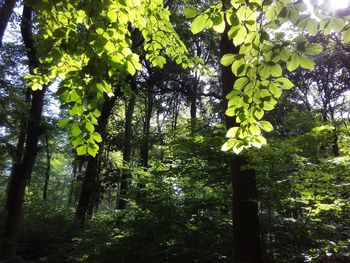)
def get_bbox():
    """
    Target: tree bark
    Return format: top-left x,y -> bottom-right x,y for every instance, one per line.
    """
220,20 -> 263,263
0,0 -> 17,47
189,77 -> 198,131
68,157 -> 78,206
2,5 -> 47,259
42,134 -> 51,200
118,88 -> 136,209
140,90 -> 153,168
75,95 -> 117,225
